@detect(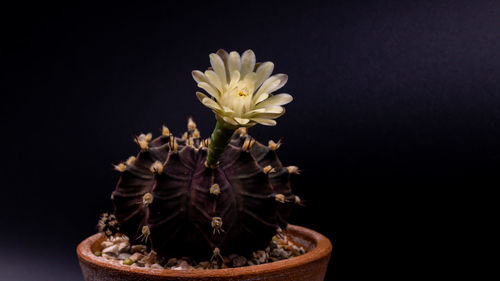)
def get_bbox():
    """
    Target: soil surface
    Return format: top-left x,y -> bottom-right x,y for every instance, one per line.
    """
94,232 -> 306,270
